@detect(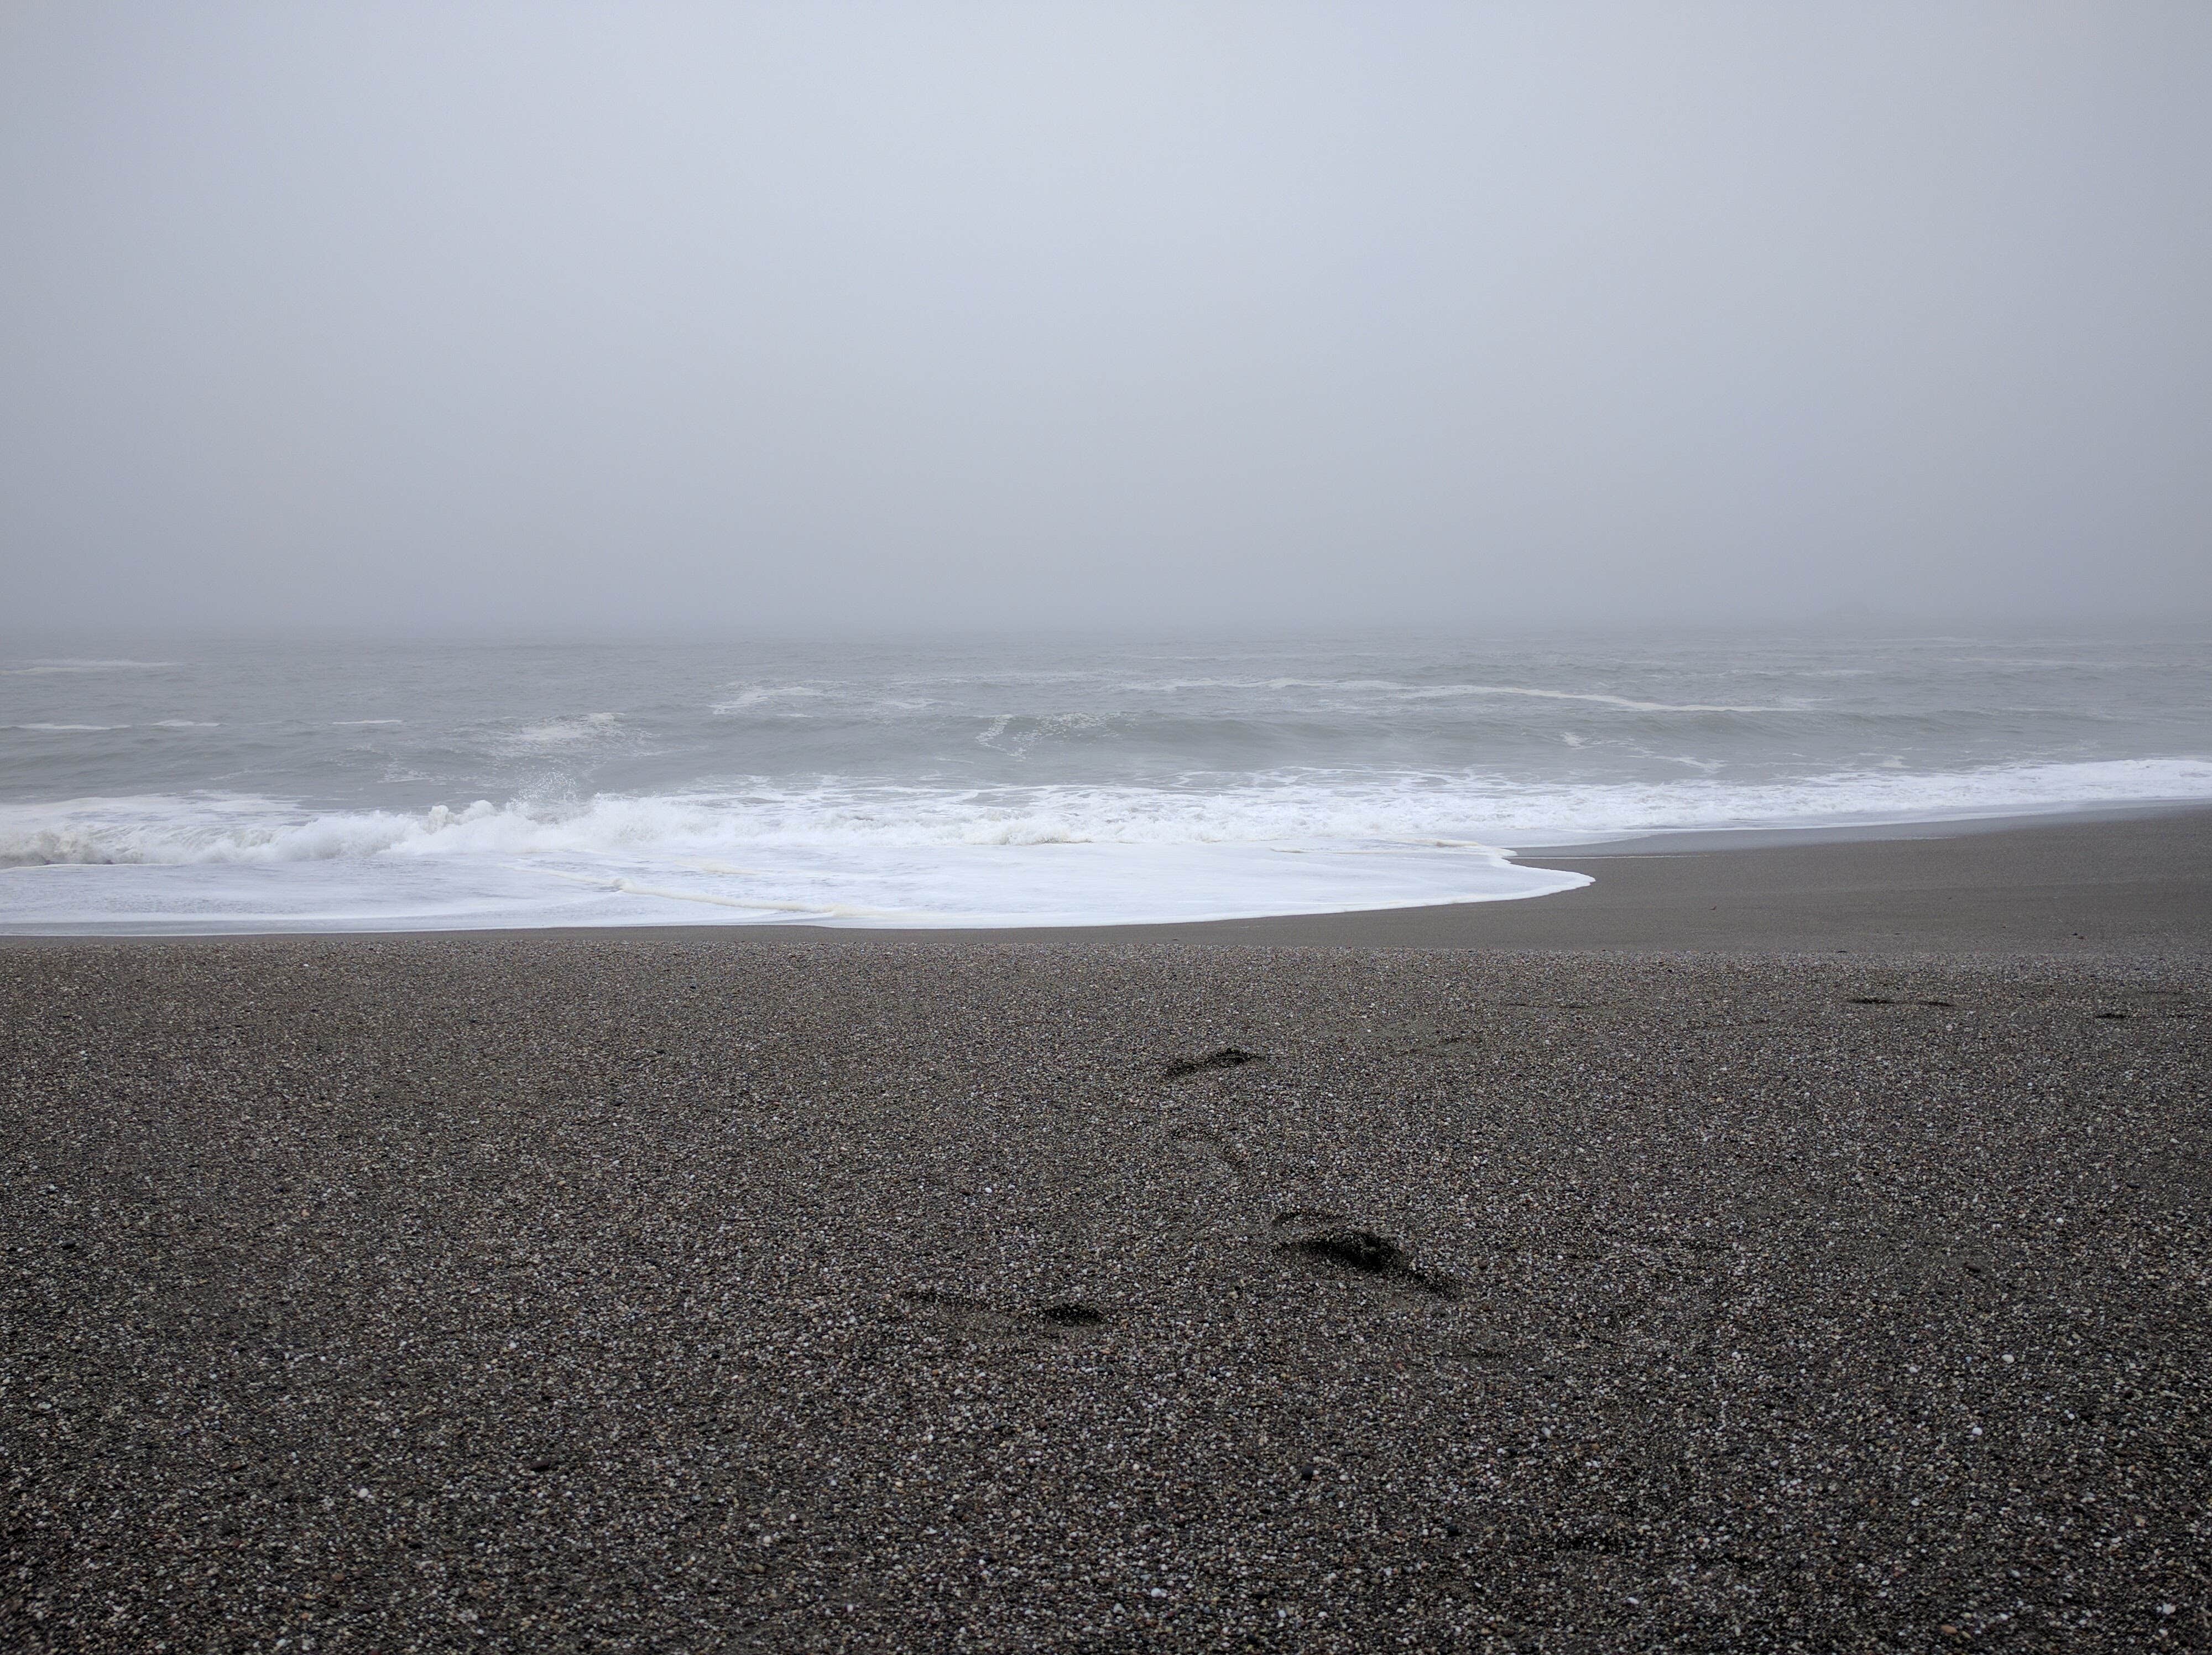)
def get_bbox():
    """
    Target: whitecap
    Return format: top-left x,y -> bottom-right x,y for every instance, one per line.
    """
2,659 -> 178,675
975,711 -> 1113,757
1120,675 -> 1789,713
712,685 -> 828,714
513,712 -> 620,745
1402,683 -> 1788,714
